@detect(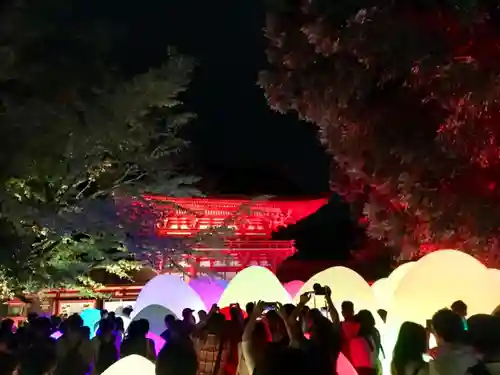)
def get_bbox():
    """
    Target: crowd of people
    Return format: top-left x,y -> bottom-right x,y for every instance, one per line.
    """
0,284 -> 499,375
